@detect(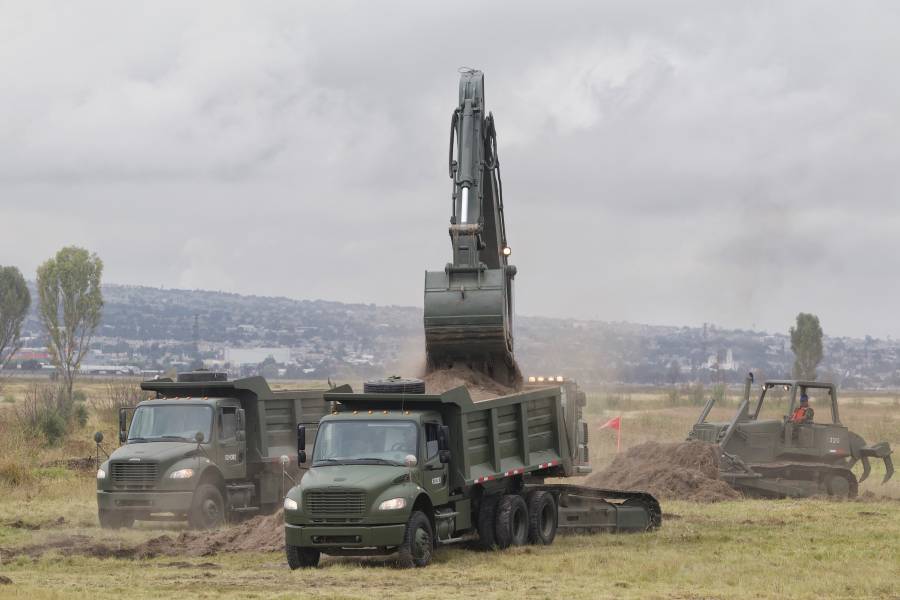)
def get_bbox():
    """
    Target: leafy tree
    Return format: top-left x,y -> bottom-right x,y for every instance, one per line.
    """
790,312 -> 823,380
0,265 -> 31,372
36,247 -> 104,411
